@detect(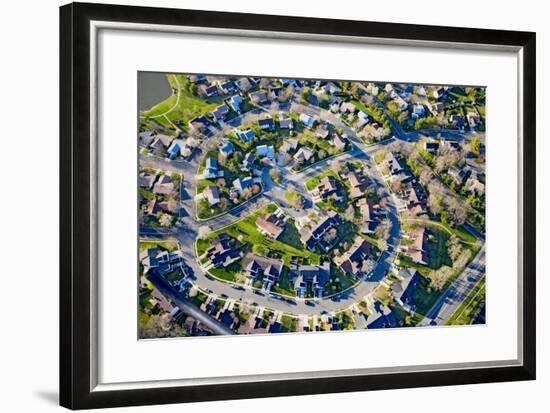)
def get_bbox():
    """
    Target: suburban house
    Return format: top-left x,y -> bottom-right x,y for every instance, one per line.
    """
188,115 -> 212,135
152,174 -> 175,195
202,157 -> 223,180
256,211 -> 285,239
149,134 -> 174,155
235,128 -> 255,142
429,102 -> 444,116
391,268 -> 421,311
466,111 -> 481,128
433,87 -> 447,99
333,236 -> 371,276
393,95 -> 409,111
329,96 -> 343,113
311,175 -> 343,203
357,198 -> 377,234
412,104 -> 426,119
293,262 -> 331,298
167,139 -> 185,160
201,234 -> 242,269
406,225 -> 428,264
139,130 -> 156,147
356,110 -> 370,129
465,173 -> 485,195
241,152 -> 256,172
258,116 -> 275,131
139,171 -> 158,190
424,141 -> 440,153
347,171 -> 369,199
227,94 -> 243,113
242,253 -> 284,291
210,104 -> 229,122
299,211 -> 341,252
402,184 -> 428,216
219,139 -> 235,156
321,81 -> 341,95
299,113 -> 316,129
201,84 -> 219,98
278,112 -> 293,129
448,166 -> 467,185
232,176 -> 254,193
249,90 -> 268,105
449,114 -> 465,129
280,138 -> 298,154
202,185 -> 220,206
315,124 -> 330,139
332,134 -> 348,151
140,247 -> 184,276
293,146 -> 315,163
256,145 -> 275,163
219,80 -> 235,95
339,101 -> 356,115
